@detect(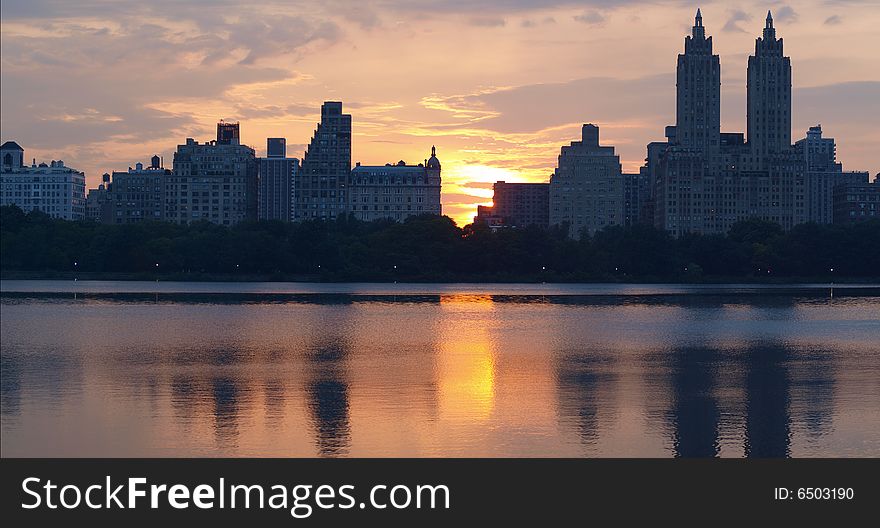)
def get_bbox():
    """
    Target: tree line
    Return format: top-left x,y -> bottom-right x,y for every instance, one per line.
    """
1,205 -> 878,281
